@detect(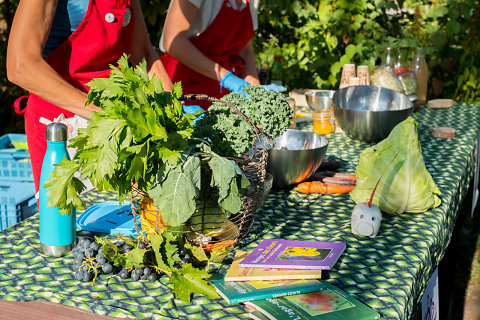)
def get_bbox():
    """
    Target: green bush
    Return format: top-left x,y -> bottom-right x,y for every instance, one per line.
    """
1,0 -> 479,135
